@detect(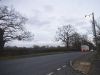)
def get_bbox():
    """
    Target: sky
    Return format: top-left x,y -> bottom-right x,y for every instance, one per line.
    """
0,0 -> 100,47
